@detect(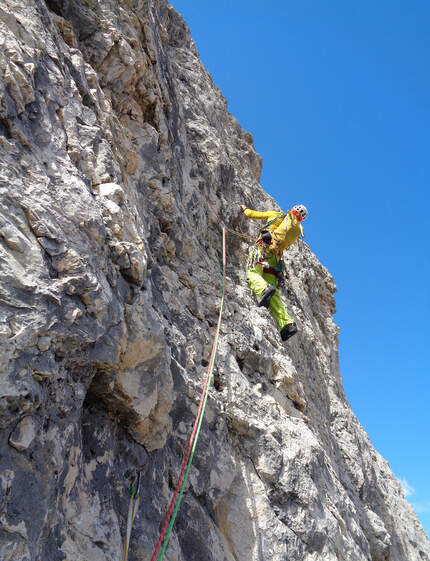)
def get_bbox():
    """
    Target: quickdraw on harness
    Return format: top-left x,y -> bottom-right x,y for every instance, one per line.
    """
246,238 -> 285,279
246,213 -> 286,275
